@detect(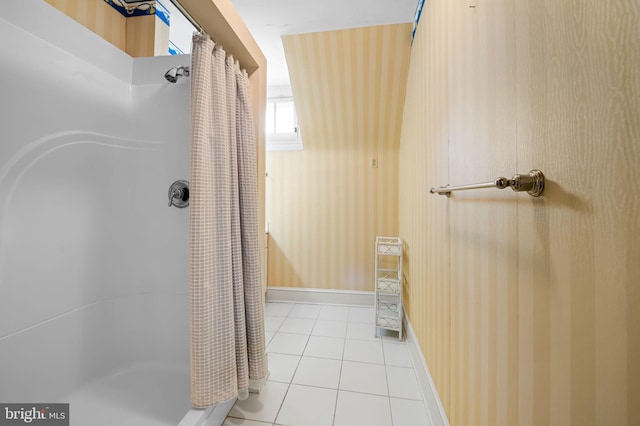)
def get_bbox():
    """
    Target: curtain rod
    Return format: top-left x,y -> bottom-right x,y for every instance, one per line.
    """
168,0 -> 204,34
